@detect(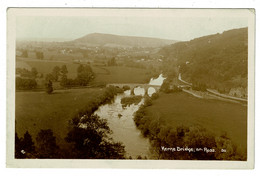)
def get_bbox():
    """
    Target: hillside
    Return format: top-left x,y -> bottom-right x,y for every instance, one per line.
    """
160,27 -> 248,97
72,33 -> 177,48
